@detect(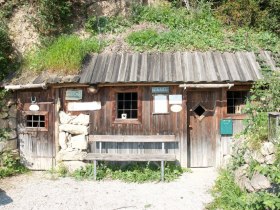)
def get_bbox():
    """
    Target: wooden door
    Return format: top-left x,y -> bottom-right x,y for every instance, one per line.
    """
19,103 -> 55,170
187,91 -> 218,167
